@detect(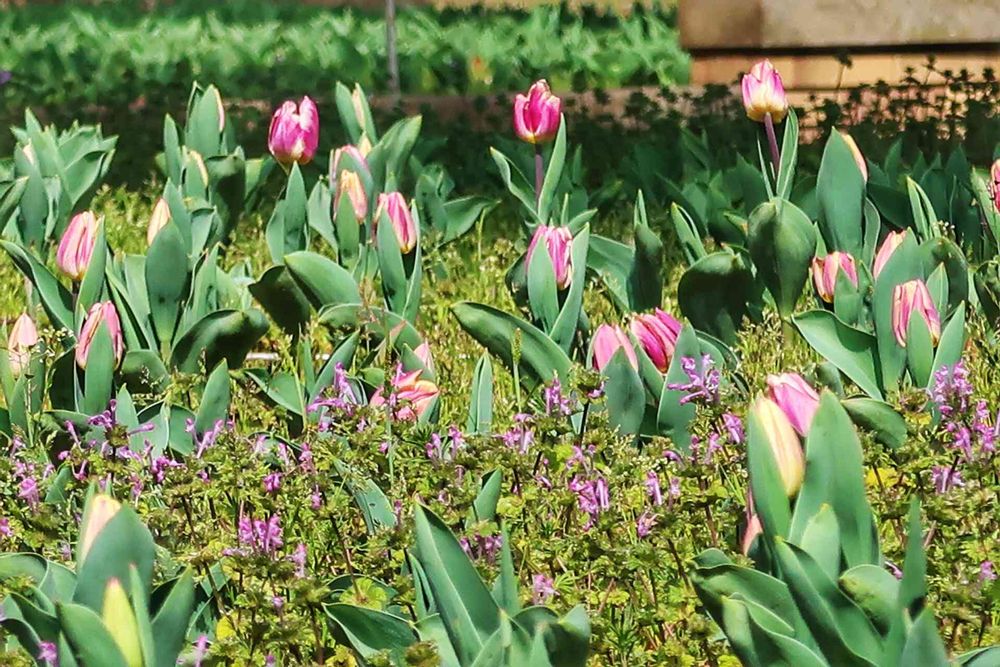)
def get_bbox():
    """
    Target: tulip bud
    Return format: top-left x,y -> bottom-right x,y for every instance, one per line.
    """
370,367 -> 439,421
766,373 -> 820,437
375,192 -> 417,254
21,142 -> 36,166
414,342 -> 434,372
751,396 -> 805,498
7,312 -> 38,376
335,171 -> 368,223
358,134 -> 373,157
268,96 -> 320,166
513,79 -> 562,145
56,211 -> 100,281
101,578 -> 144,667
525,224 -> 573,290
630,308 -> 682,372
990,159 -> 1000,214
210,86 -> 226,133
331,144 -> 370,184
741,512 -> 763,556
741,59 -> 788,123
146,197 -> 171,247
840,132 -> 868,181
351,85 -> 368,130
185,149 -> 209,187
76,301 -> 124,370
79,494 -> 122,562
591,324 -> 638,372
810,251 -> 858,303
872,230 -> 907,279
892,279 -> 941,348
